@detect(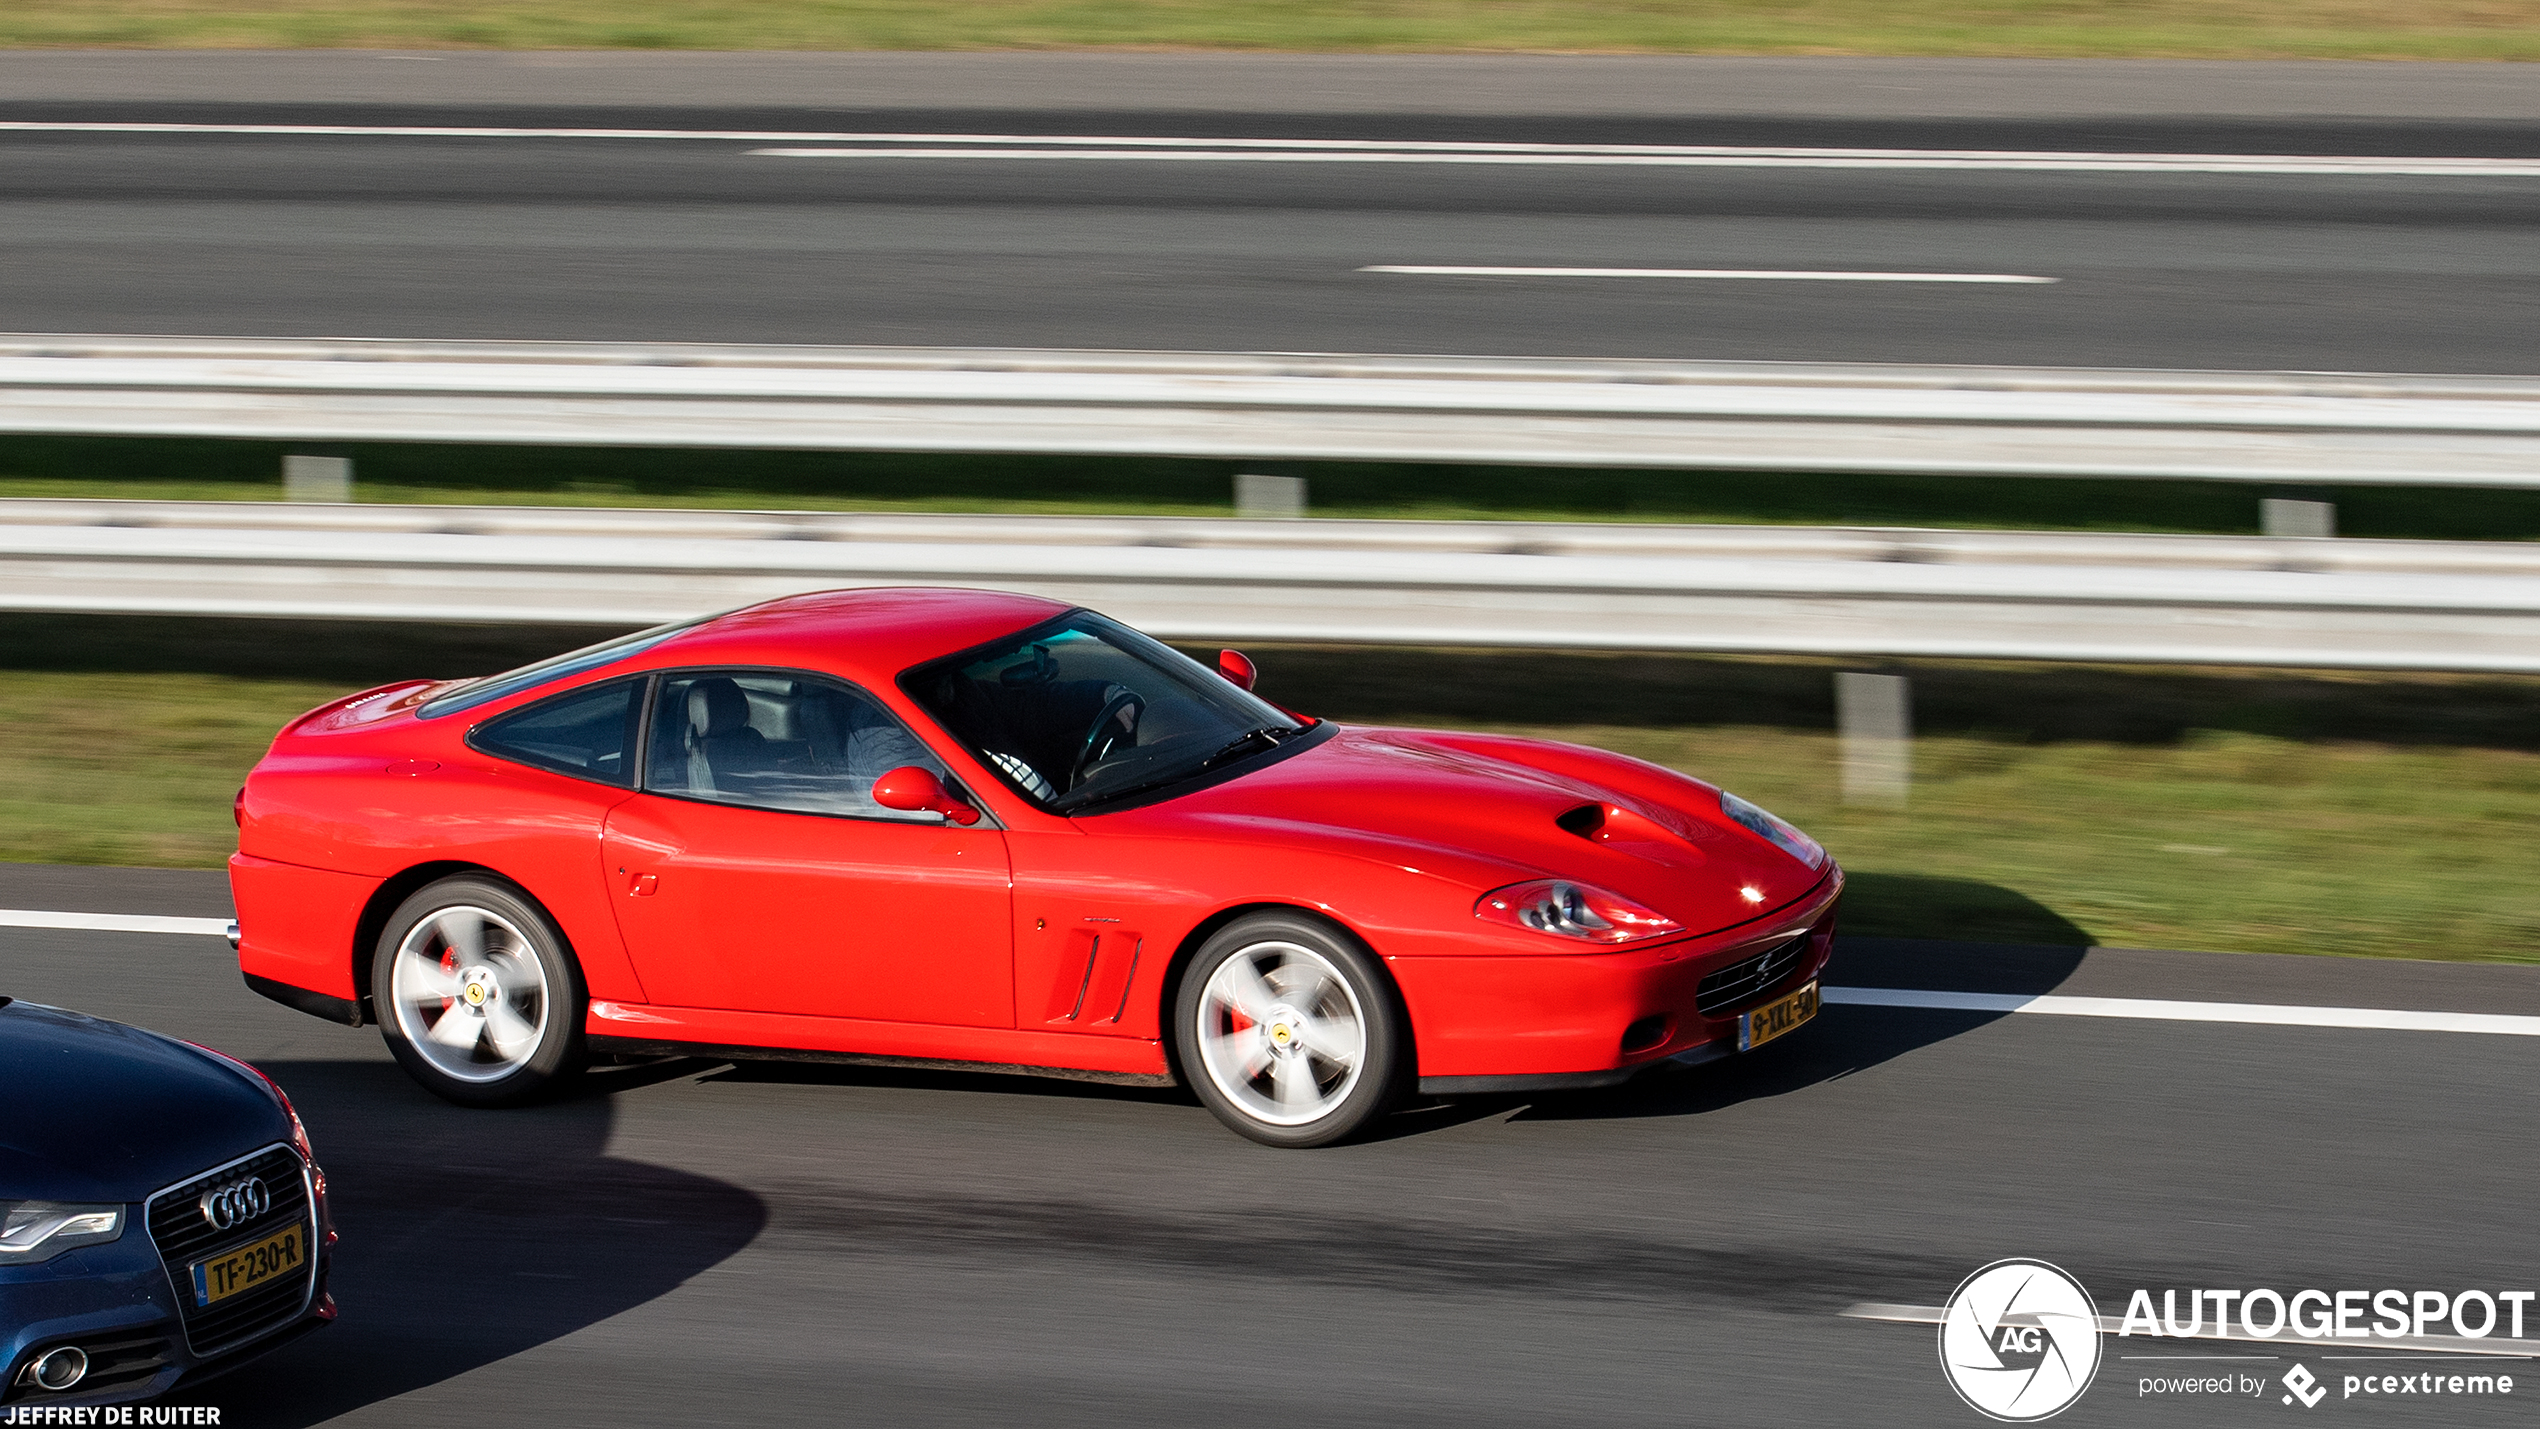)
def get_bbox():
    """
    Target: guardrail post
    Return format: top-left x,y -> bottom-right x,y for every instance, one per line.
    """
1836,672 -> 1911,807
2261,498 -> 2335,538
283,454 -> 352,503
1235,472 -> 1307,518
